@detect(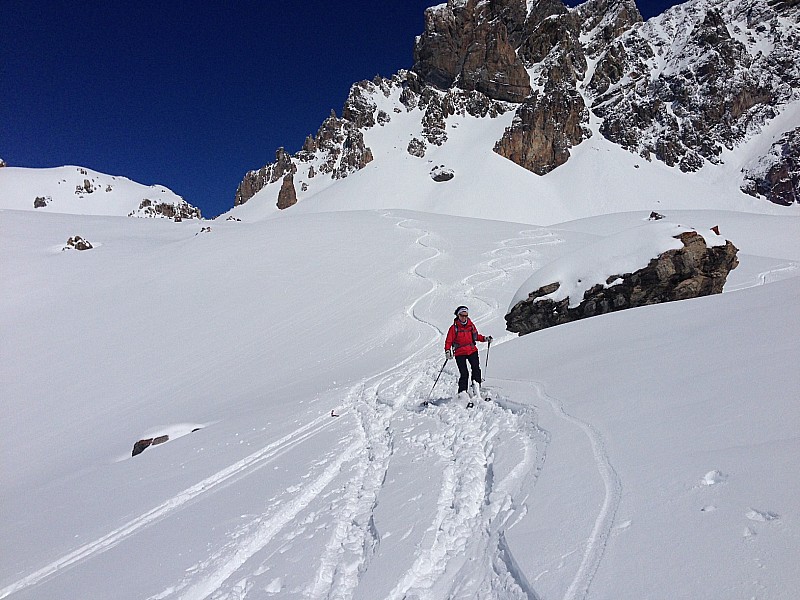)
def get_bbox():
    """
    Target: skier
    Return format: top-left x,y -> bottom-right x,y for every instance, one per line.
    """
445,306 -> 492,407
